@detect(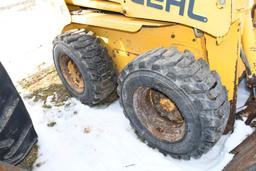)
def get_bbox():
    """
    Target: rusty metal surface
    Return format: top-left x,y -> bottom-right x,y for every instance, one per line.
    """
150,90 -> 184,127
243,98 -> 256,127
223,98 -> 236,134
224,62 -> 238,134
223,131 -> 256,171
133,87 -> 186,142
0,162 -> 27,171
237,96 -> 256,127
59,54 -> 85,93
